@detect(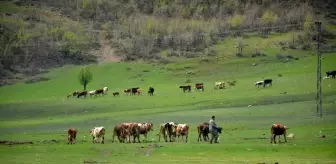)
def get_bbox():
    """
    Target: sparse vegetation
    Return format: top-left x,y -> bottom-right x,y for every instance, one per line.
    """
1,0 -> 335,85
